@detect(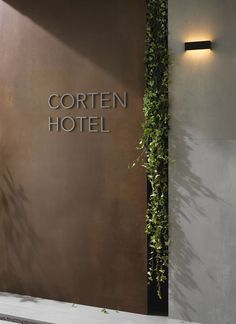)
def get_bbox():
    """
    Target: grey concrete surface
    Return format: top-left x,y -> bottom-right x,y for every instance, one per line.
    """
0,293 -> 200,324
169,1 -> 236,324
